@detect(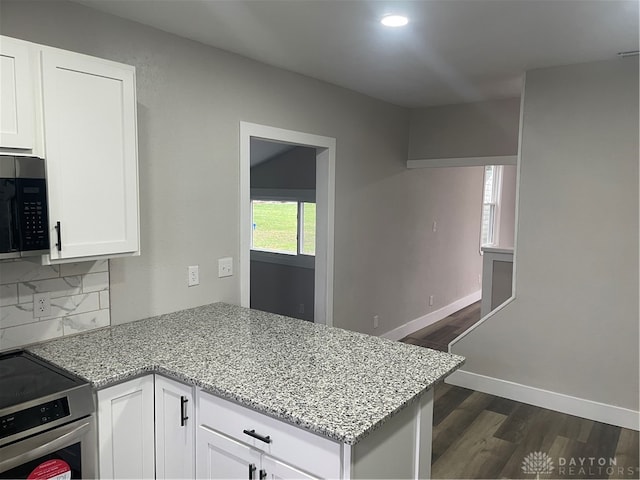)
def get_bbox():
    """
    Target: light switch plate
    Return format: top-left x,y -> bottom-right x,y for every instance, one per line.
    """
218,257 -> 233,278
